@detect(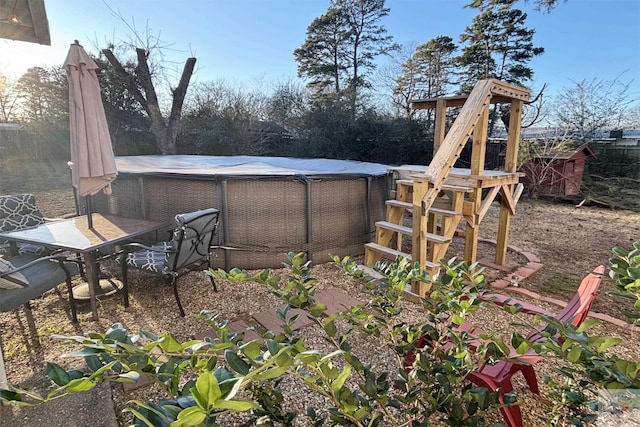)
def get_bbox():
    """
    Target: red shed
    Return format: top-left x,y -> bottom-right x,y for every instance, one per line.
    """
519,143 -> 596,197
